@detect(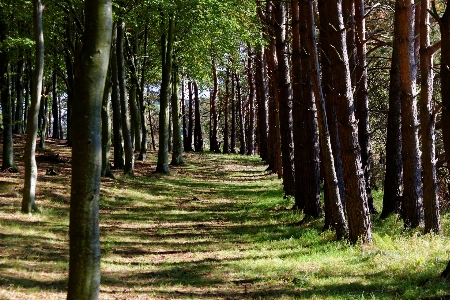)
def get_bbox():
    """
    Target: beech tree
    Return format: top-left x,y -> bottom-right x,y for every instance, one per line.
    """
67,0 -> 111,298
